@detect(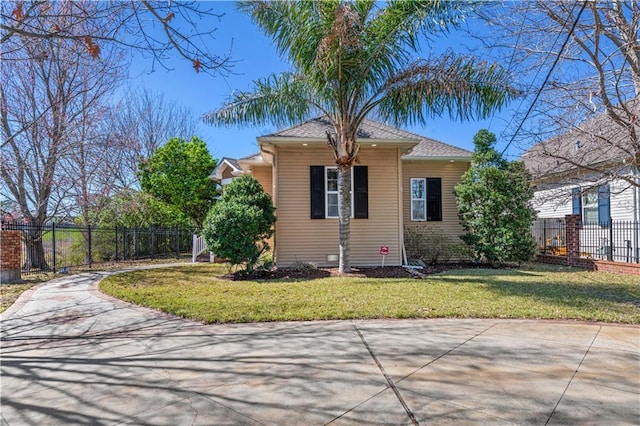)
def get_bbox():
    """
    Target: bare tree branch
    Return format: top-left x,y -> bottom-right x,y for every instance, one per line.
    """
0,0 -> 233,75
